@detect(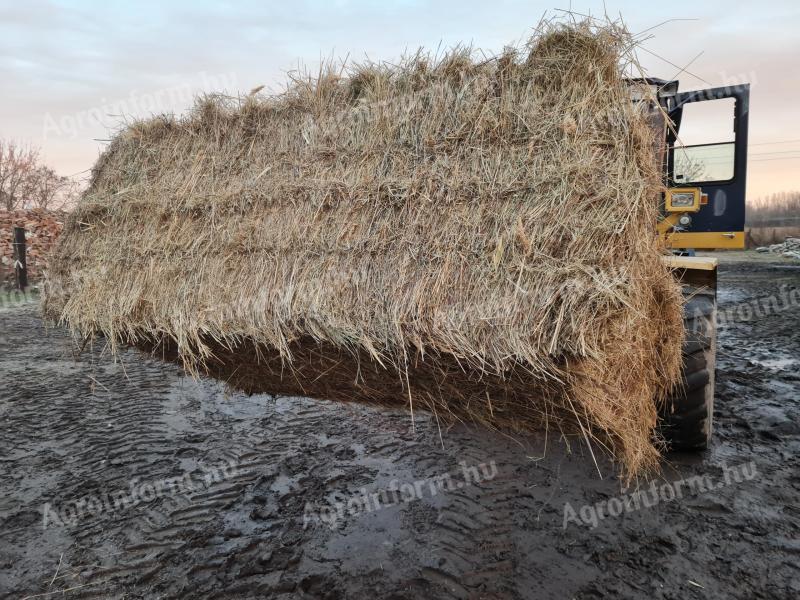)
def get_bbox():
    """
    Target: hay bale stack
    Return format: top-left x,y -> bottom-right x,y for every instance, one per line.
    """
44,22 -> 684,478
